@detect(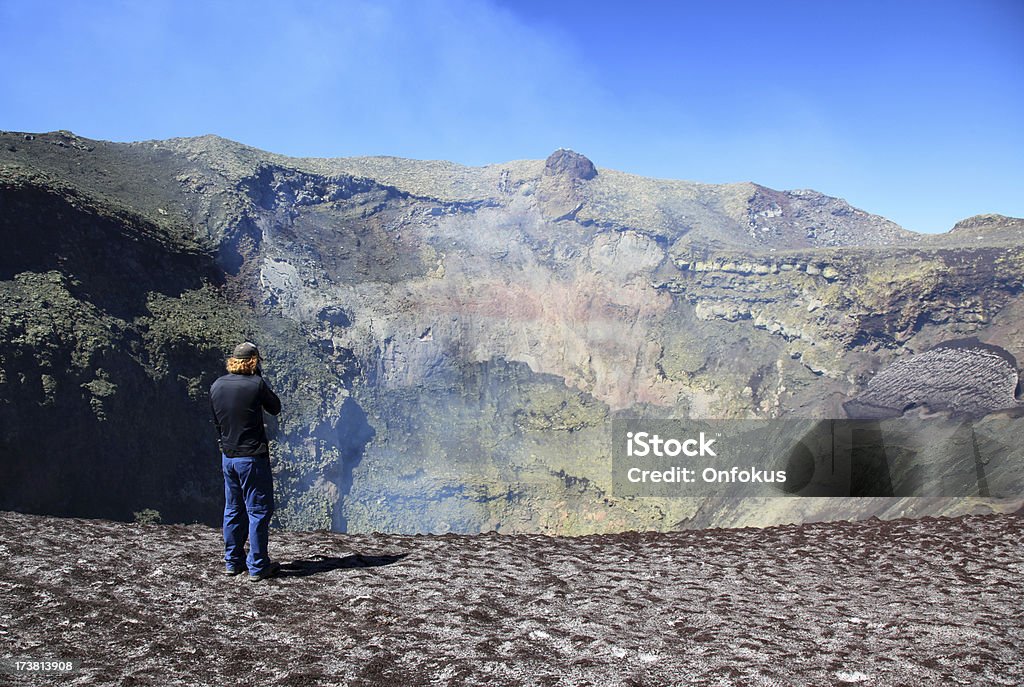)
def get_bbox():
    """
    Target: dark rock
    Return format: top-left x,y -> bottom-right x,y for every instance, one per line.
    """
317,305 -> 351,328
845,338 -> 1022,419
543,148 -> 597,181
